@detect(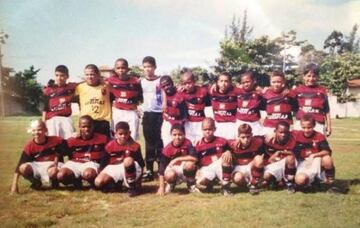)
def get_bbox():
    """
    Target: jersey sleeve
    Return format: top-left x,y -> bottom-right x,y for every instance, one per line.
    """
188,144 -> 198,158
323,96 -> 330,113
158,153 -> 171,176
14,152 -> 32,173
318,140 -> 332,155
133,146 -> 145,168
